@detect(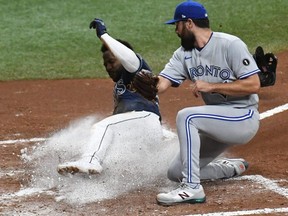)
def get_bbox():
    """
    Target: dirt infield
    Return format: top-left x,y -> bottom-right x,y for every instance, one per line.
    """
0,51 -> 287,215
